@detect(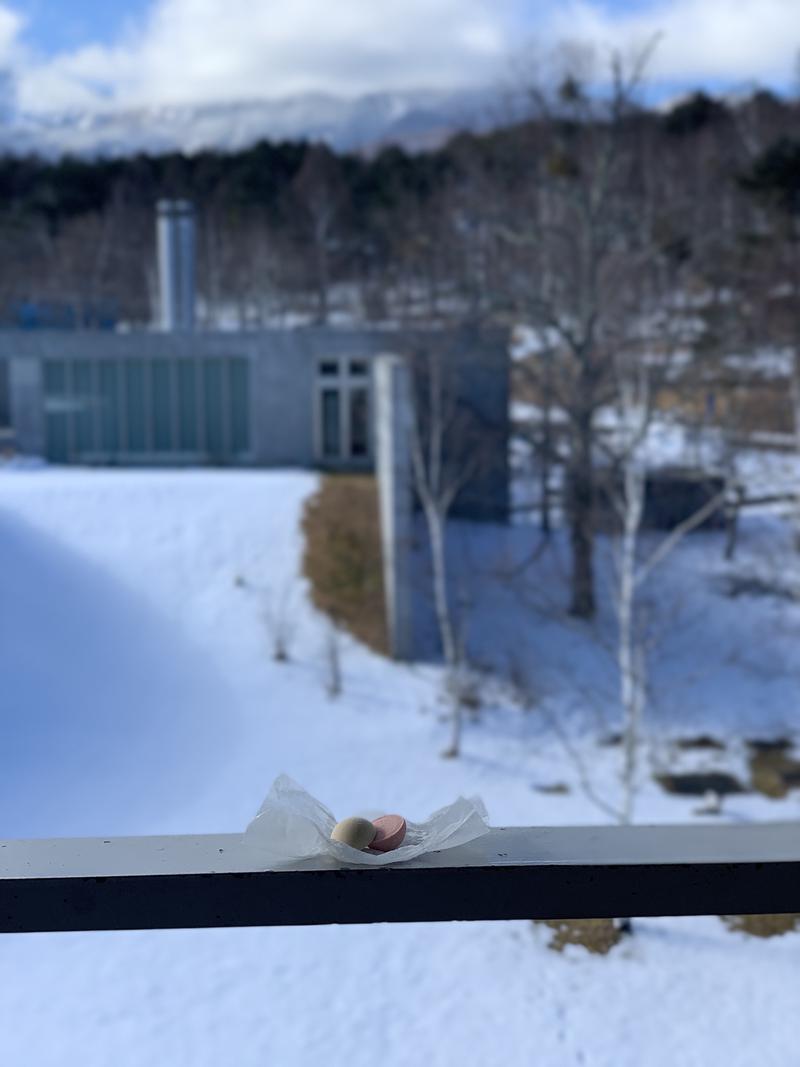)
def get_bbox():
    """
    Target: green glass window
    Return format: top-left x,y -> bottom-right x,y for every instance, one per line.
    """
177,361 -> 198,451
203,359 -> 224,458
152,360 -> 173,452
72,361 -> 95,455
44,361 -> 68,463
98,363 -> 119,452
124,360 -> 147,452
229,359 -> 249,455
